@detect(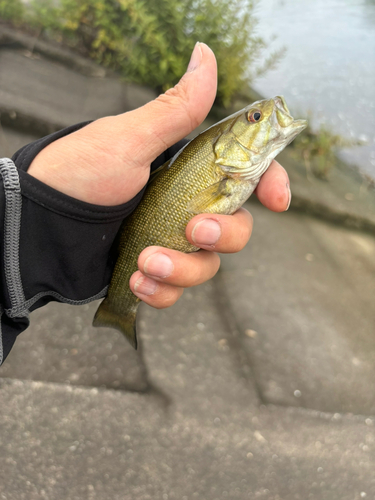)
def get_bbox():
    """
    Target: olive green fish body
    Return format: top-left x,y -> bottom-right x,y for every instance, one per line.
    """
93,97 -> 307,347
